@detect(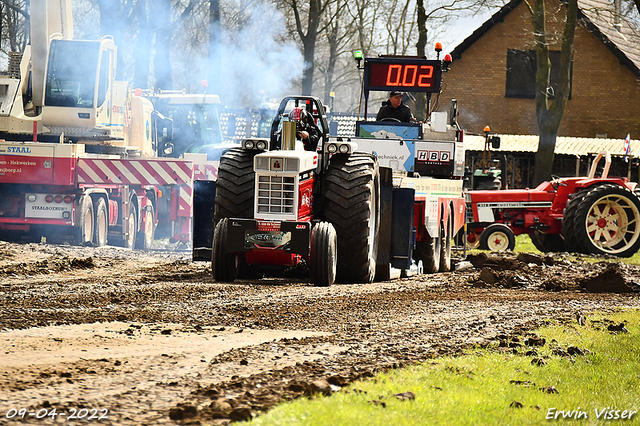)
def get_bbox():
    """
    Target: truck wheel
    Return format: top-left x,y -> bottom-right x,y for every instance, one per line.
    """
530,231 -> 567,253
561,187 -> 591,252
310,222 -> 337,287
572,184 -> 640,257
124,207 -> 137,250
214,148 -> 257,224
439,214 -> 453,272
415,235 -> 440,274
135,205 -> 155,250
76,196 -> 95,246
323,154 -> 380,283
211,218 -> 239,282
93,197 -> 108,247
480,223 -> 515,252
